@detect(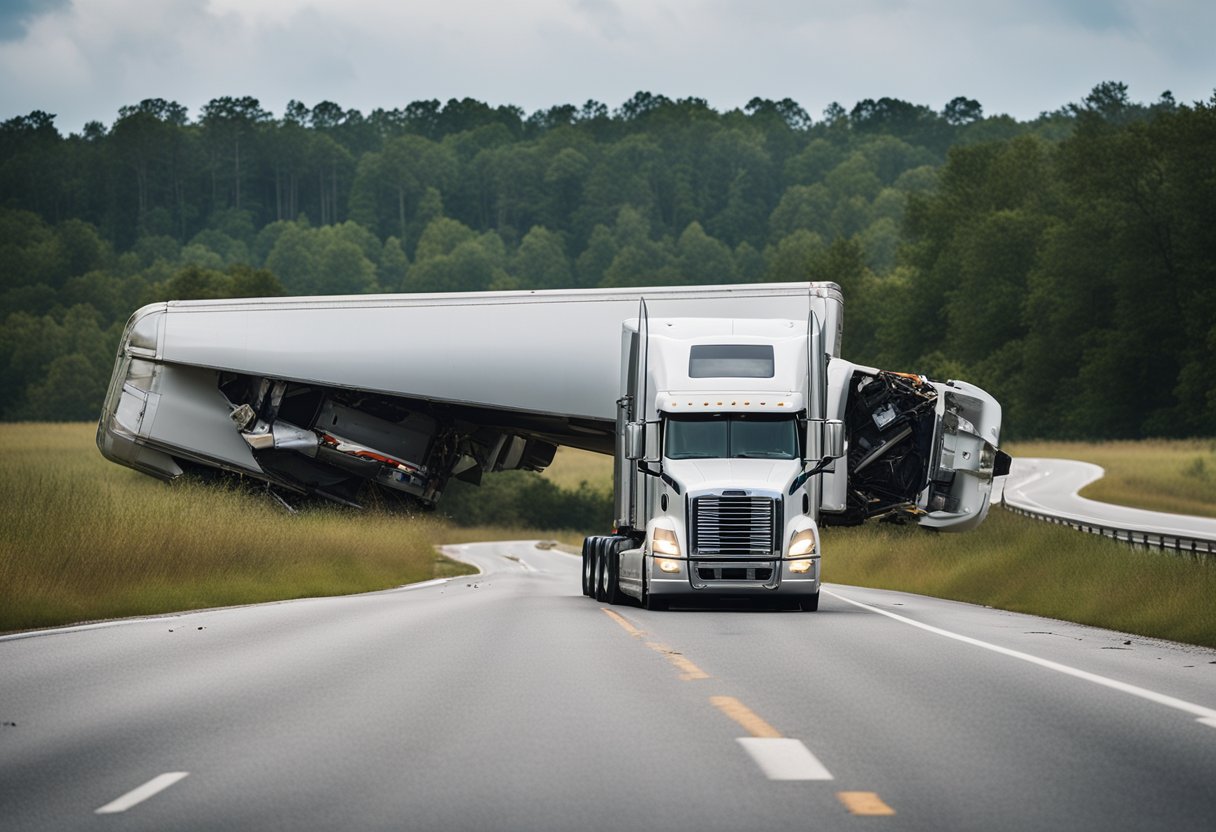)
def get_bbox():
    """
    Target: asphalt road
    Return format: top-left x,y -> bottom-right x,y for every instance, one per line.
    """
997,457 -> 1216,541
3,541 -> 1215,831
